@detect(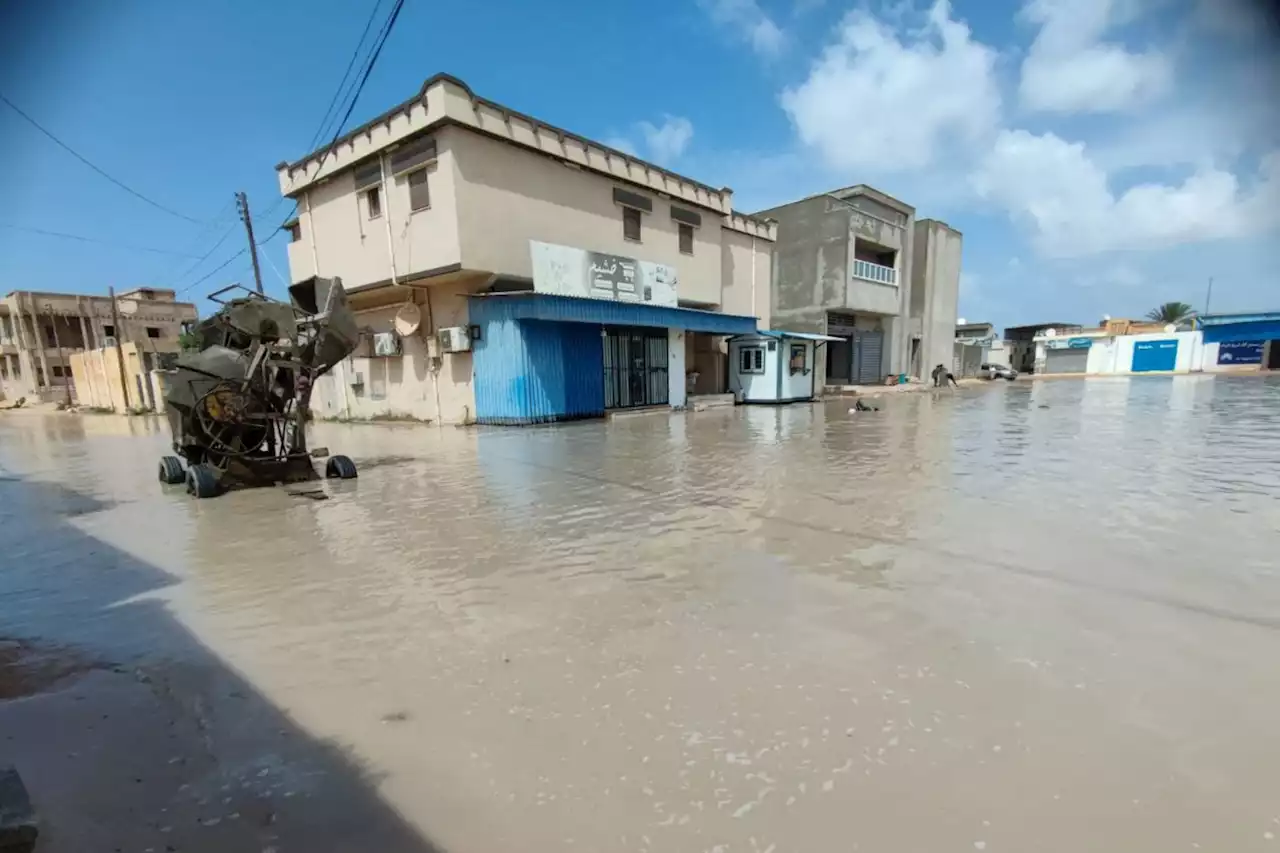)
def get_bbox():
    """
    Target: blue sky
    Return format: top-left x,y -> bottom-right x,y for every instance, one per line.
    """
1,0 -> 1276,332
